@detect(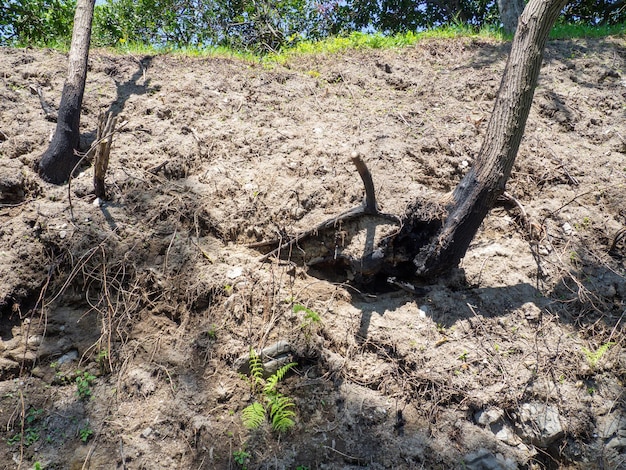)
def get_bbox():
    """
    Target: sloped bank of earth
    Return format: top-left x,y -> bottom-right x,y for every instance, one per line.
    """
0,36 -> 625,469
